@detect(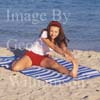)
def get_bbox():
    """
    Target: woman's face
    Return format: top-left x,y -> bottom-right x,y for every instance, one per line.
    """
49,26 -> 60,40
